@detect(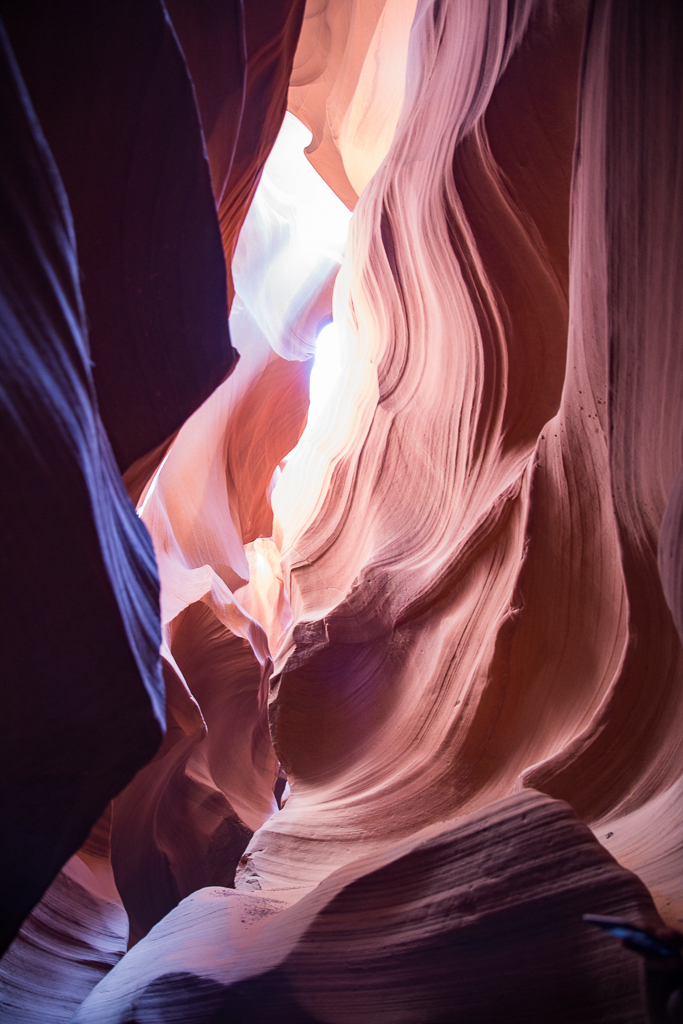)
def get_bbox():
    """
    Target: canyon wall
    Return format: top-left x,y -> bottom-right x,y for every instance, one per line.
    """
1,0 -> 682,1020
